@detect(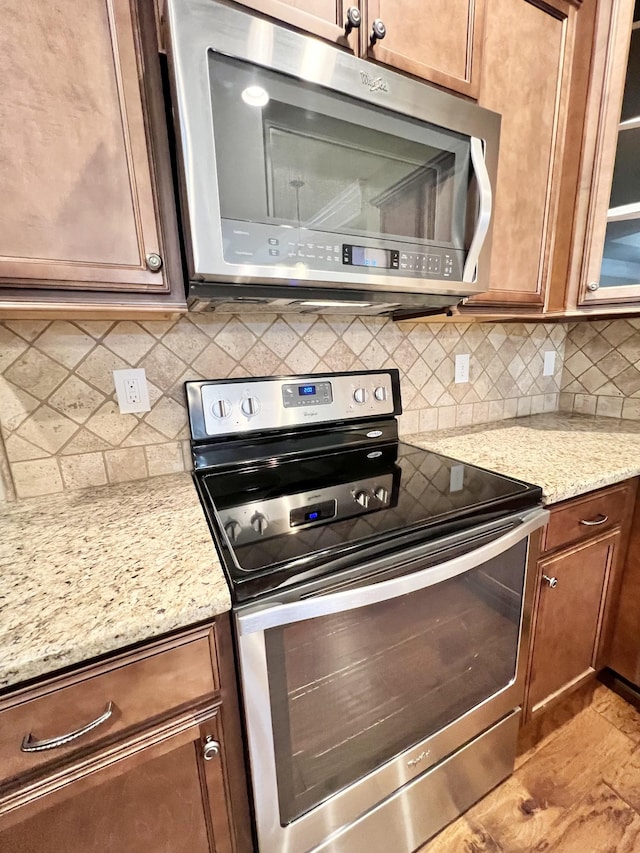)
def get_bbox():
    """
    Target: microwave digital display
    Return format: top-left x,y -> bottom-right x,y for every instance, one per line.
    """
351,247 -> 391,268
